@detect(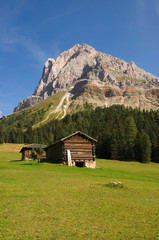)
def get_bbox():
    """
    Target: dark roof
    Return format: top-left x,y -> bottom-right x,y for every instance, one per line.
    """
20,144 -> 46,153
45,131 -> 97,150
